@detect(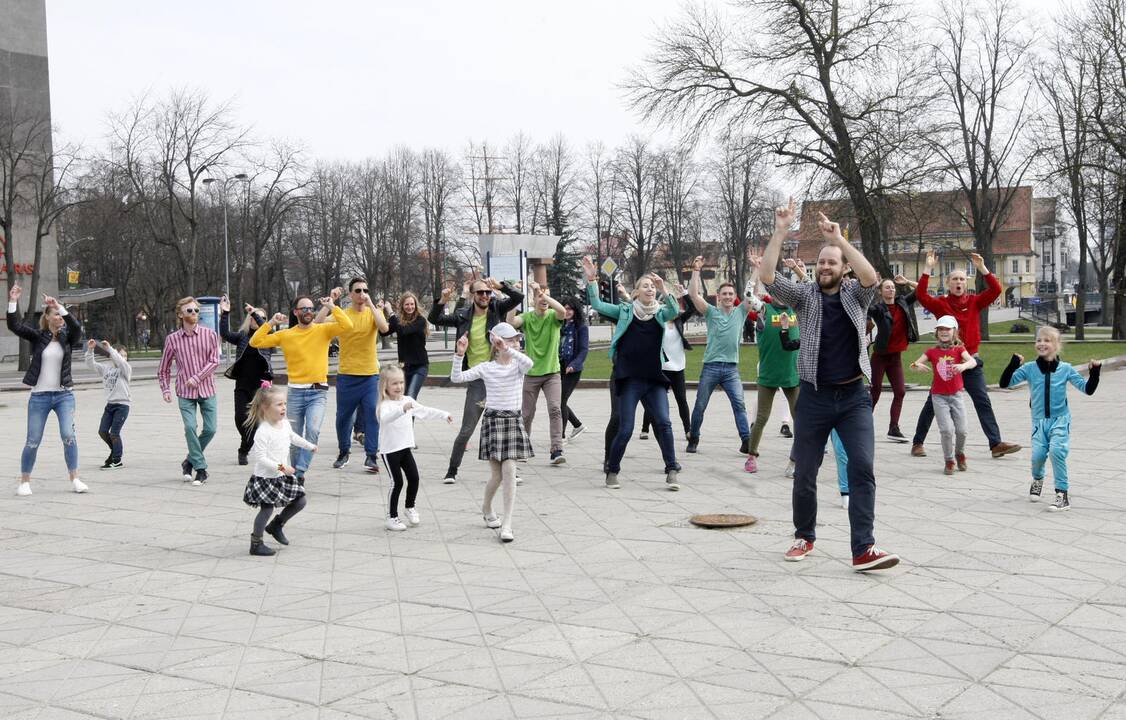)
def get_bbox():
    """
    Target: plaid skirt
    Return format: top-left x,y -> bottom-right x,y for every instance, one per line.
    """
243,474 -> 305,507
478,409 -> 534,462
